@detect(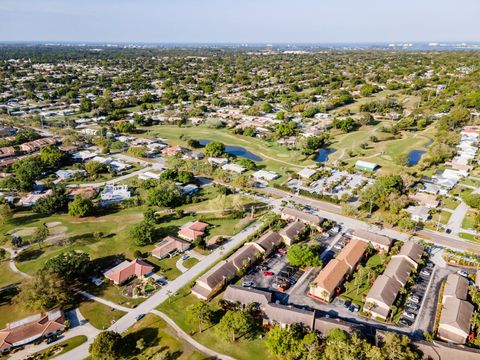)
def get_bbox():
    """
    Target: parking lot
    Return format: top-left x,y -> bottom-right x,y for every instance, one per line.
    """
241,250 -> 304,304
